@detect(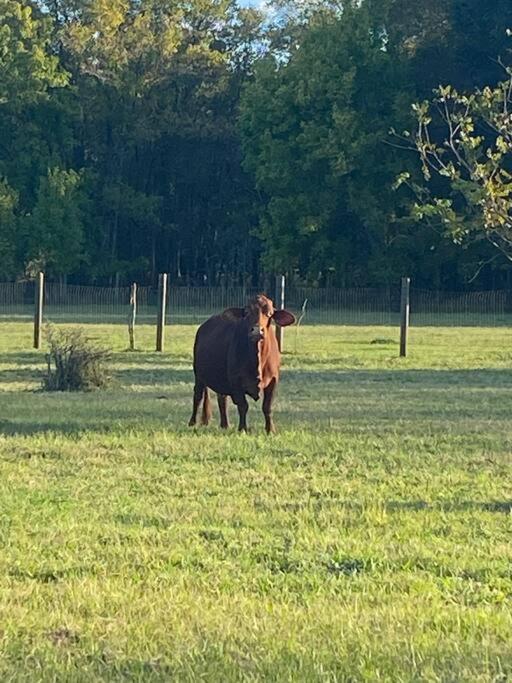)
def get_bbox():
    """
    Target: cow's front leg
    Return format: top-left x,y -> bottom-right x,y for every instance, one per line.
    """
233,393 -> 249,432
263,379 -> 276,434
217,394 -> 229,429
